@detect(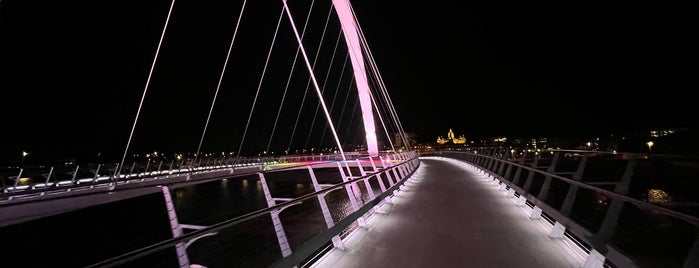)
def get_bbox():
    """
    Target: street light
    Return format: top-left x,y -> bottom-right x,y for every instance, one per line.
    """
21,151 -> 29,167
646,141 -> 654,152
